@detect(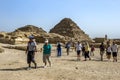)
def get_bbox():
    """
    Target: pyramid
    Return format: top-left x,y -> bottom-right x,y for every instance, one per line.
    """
50,18 -> 92,41
8,25 -> 47,38
14,25 -> 46,33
